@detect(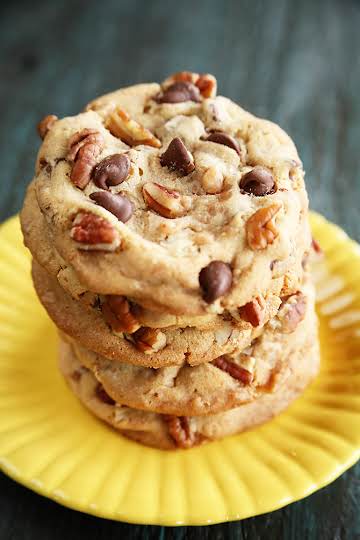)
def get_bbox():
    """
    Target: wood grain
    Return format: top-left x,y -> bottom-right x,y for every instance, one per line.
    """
0,0 -> 359,538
